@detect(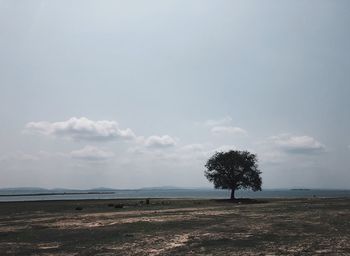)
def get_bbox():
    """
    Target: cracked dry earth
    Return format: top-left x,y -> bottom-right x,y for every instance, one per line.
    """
0,198 -> 349,255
